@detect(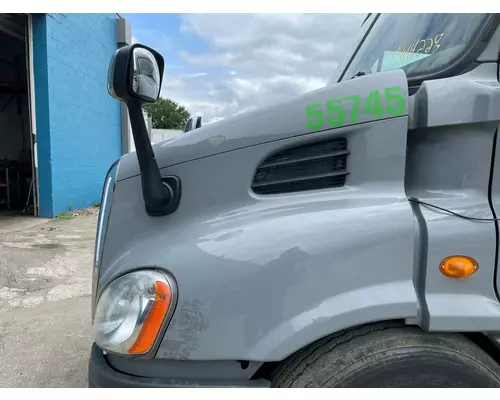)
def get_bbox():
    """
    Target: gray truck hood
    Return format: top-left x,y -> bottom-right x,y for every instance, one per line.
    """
116,69 -> 408,181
